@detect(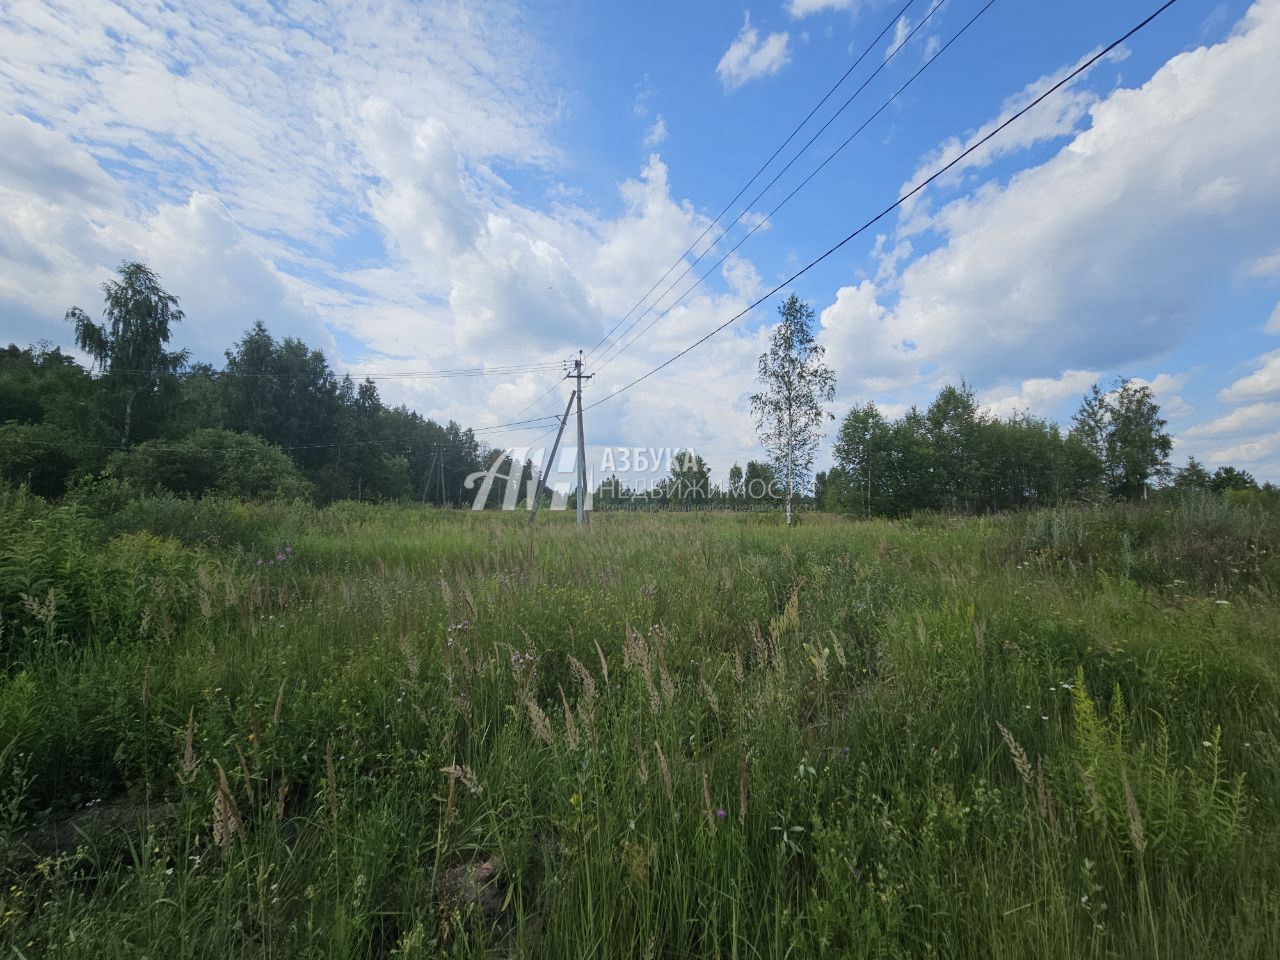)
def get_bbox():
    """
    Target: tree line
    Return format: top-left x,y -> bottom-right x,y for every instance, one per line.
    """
1,262 -> 503,504
816,379 -> 1271,517
2,263 -> 1271,514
